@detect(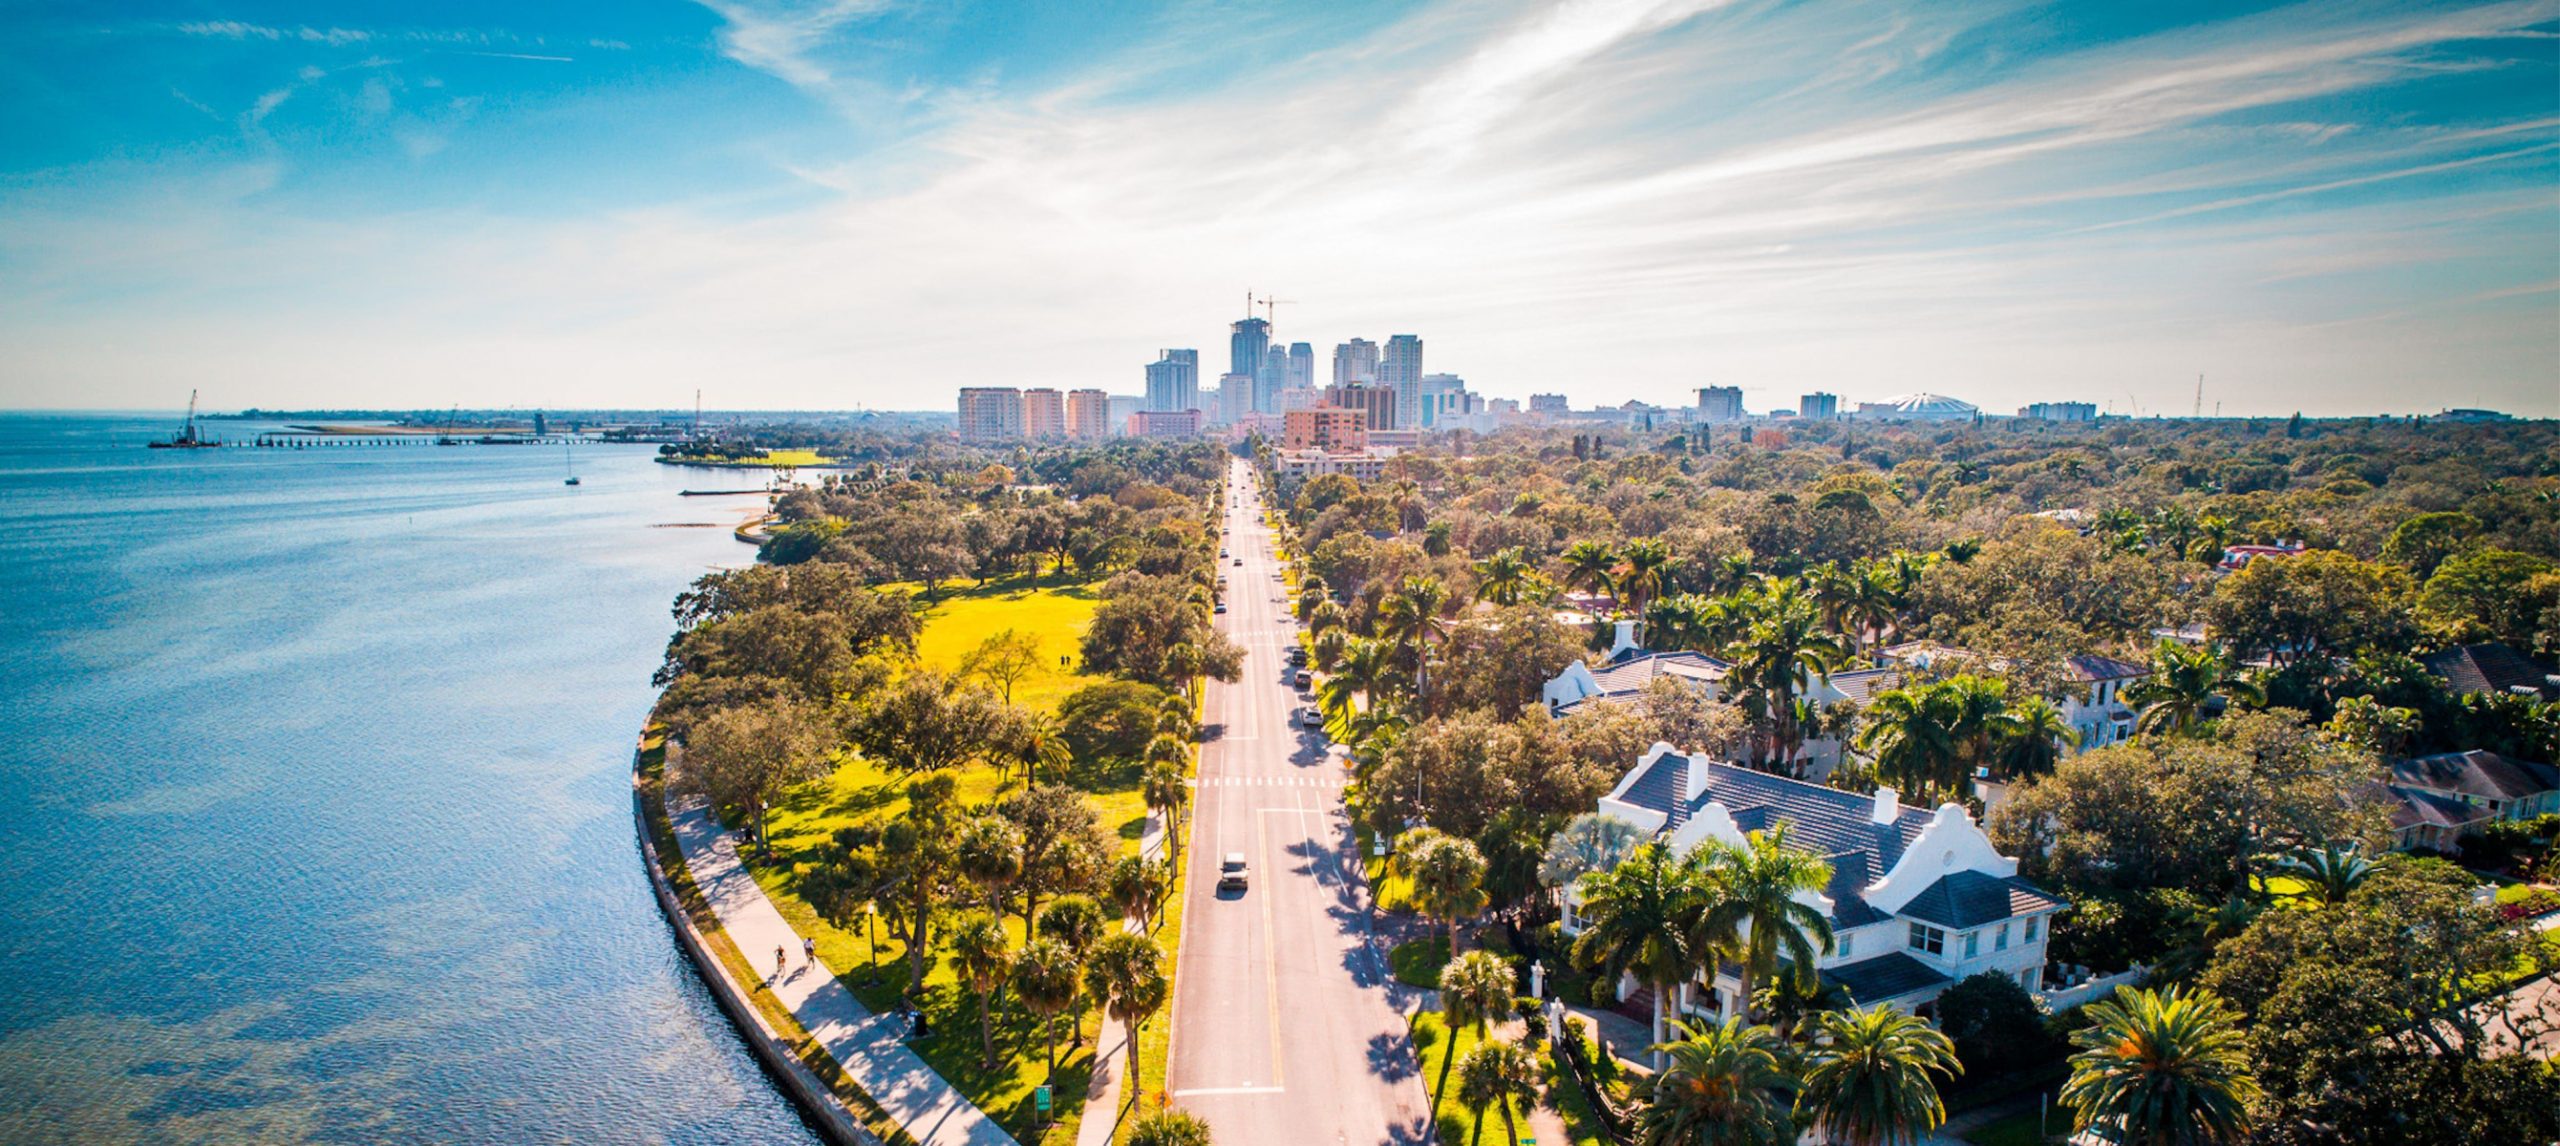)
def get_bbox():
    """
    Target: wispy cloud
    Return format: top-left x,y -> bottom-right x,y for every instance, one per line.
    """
8,0 -> 2557,415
